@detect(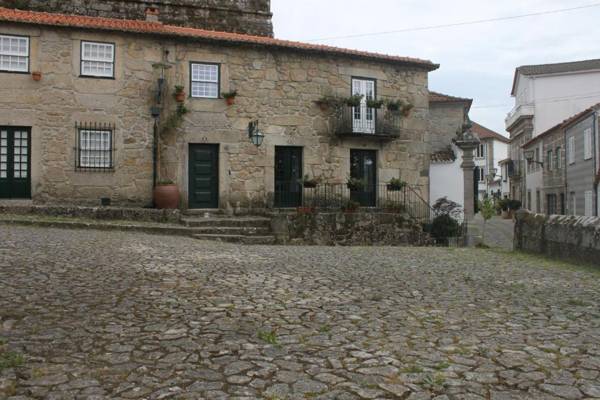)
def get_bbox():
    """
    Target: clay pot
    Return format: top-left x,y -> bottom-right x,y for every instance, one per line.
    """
32,71 -> 42,81
175,91 -> 186,103
154,184 -> 180,209
225,97 -> 235,106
